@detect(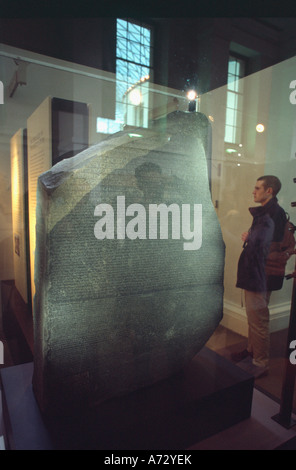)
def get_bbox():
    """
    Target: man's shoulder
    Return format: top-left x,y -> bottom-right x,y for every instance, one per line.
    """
271,200 -> 288,241
275,203 -> 287,220
270,198 -> 287,218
